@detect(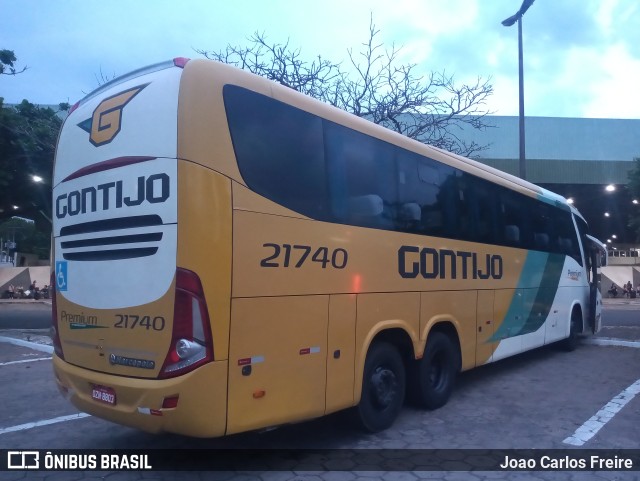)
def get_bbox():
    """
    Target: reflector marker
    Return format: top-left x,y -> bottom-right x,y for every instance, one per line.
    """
299,347 -> 321,355
237,355 -> 264,366
137,407 -> 163,416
